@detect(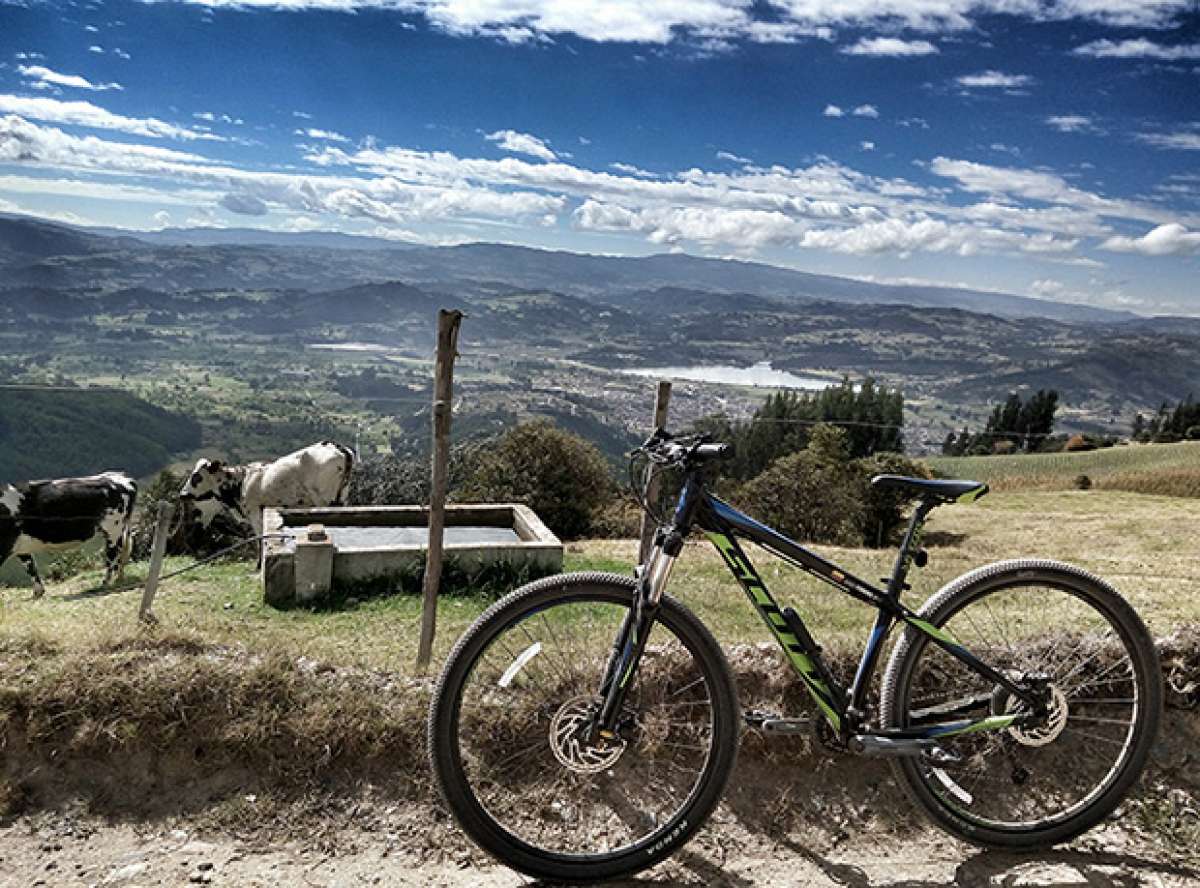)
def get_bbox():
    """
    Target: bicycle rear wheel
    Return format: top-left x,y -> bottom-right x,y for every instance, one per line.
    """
428,572 -> 740,883
881,560 -> 1161,848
